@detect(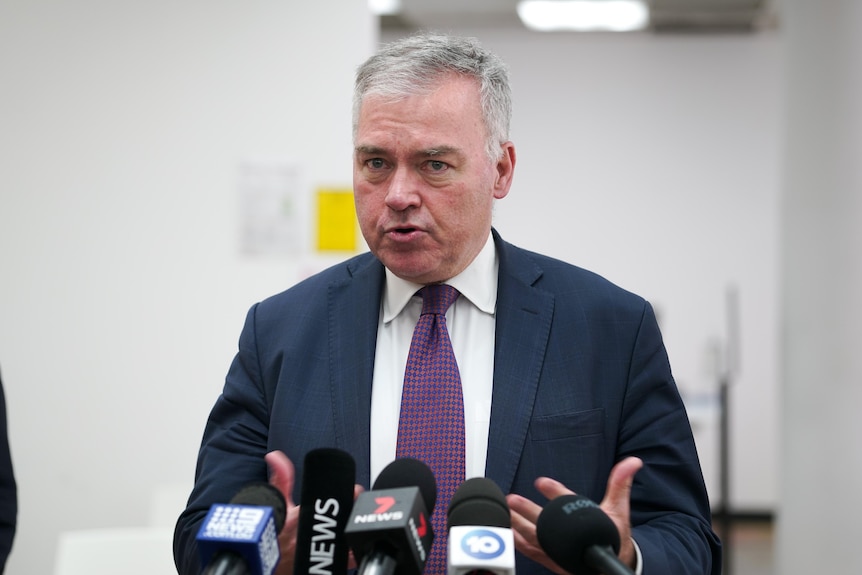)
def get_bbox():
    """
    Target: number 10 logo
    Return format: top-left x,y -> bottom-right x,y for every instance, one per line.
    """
461,529 -> 505,559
